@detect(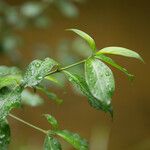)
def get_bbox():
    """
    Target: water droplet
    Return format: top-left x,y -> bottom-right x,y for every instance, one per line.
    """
35,62 -> 41,67
105,72 -> 110,76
